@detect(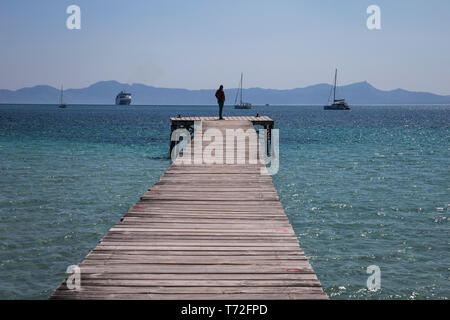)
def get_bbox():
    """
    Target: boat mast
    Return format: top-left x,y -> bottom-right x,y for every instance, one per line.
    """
240,73 -> 243,105
333,69 -> 337,102
60,85 -> 64,105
